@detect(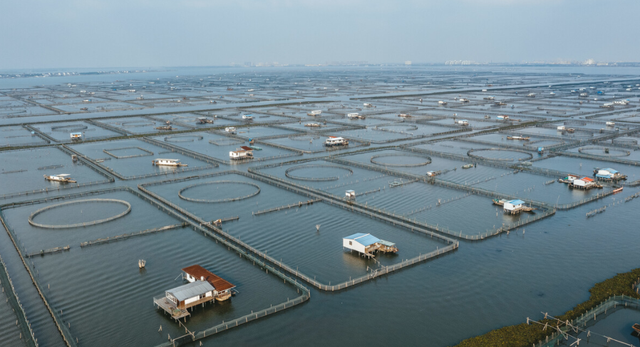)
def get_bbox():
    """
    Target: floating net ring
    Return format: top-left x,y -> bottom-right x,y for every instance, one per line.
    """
467,148 -> 533,162
375,124 -> 419,132
370,154 -> 432,167
578,146 -> 630,157
178,180 -> 261,203
28,199 -> 131,229
285,164 -> 353,182
120,120 -> 155,128
50,124 -> 89,132
209,138 -> 245,146
164,135 -> 204,143
289,135 -> 321,142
